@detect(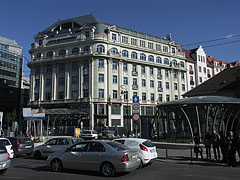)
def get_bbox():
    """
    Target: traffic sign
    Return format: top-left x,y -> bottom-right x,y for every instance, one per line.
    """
132,96 -> 139,104
132,113 -> 140,122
